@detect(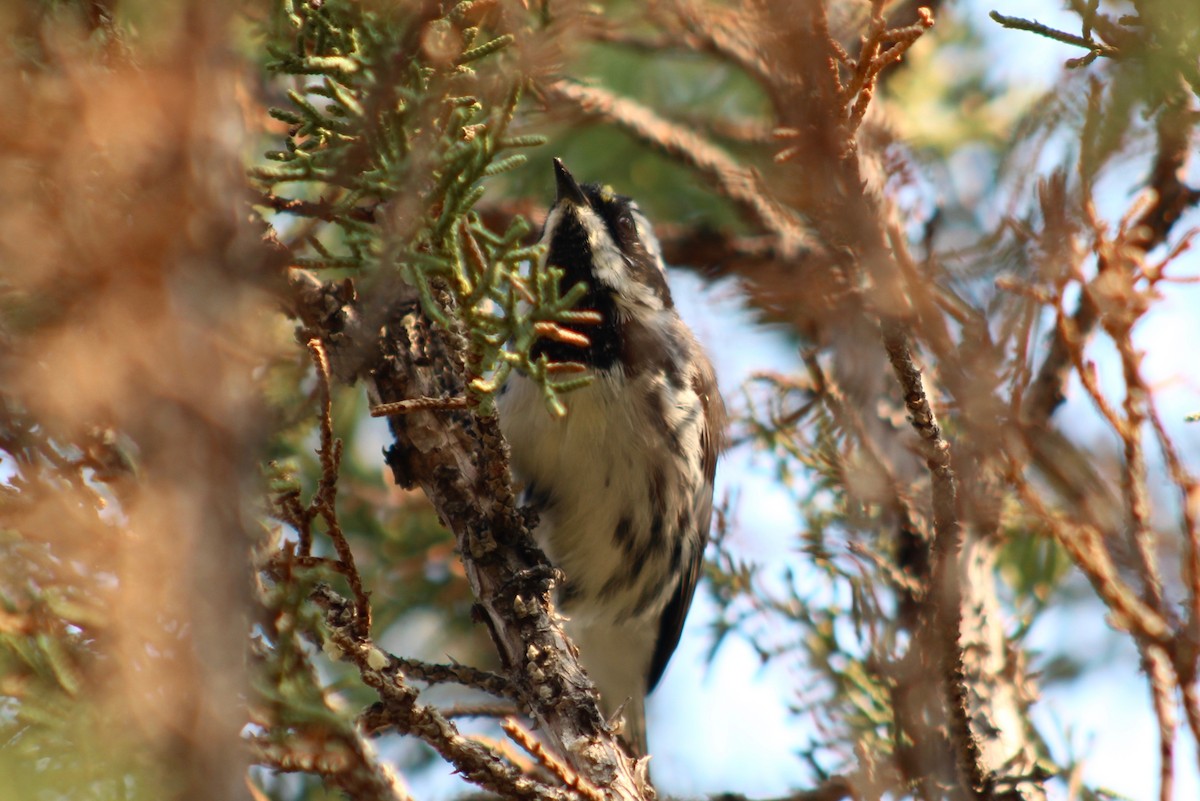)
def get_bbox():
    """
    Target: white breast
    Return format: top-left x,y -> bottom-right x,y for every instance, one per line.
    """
496,365 -> 704,626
